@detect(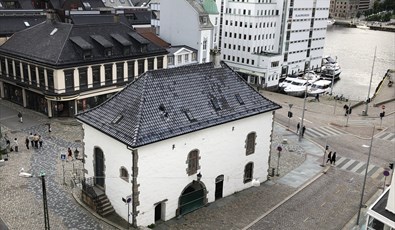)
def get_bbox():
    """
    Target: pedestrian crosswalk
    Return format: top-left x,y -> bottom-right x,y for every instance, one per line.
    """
305,126 -> 347,138
376,132 -> 395,142
334,157 -> 387,181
